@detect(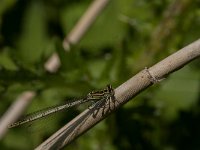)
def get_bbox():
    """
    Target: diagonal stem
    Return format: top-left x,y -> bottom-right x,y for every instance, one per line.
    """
36,39 -> 200,150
